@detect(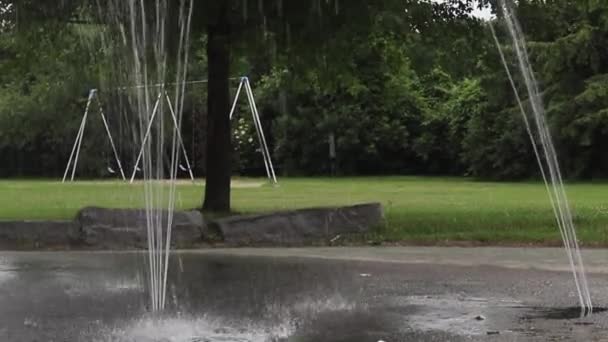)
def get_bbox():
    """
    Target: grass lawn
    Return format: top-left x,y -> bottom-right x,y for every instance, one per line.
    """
2,177 -> 608,245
